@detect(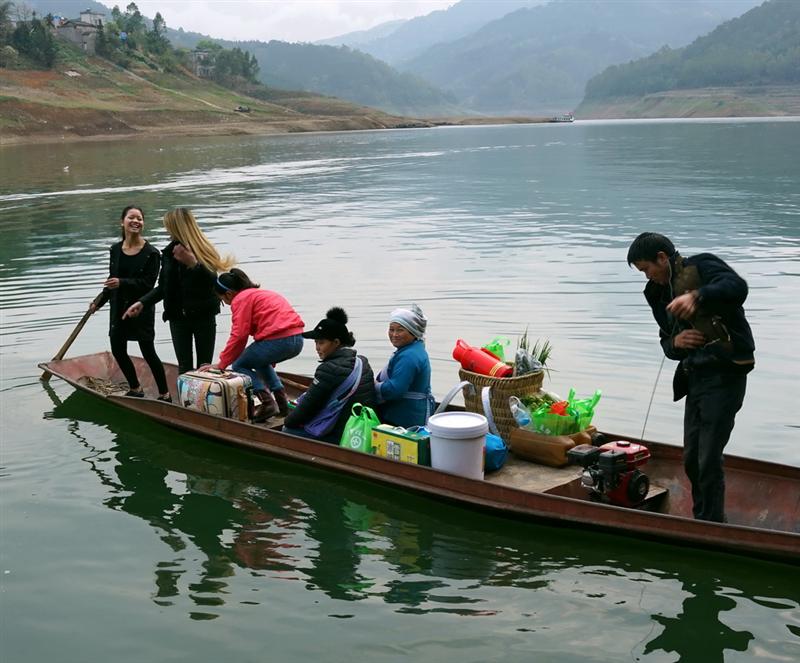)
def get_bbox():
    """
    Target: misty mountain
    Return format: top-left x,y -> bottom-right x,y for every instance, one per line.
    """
401,0 -> 764,114
584,0 -> 800,100
342,0 -> 545,66
238,40 -> 460,117
315,19 -> 407,48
